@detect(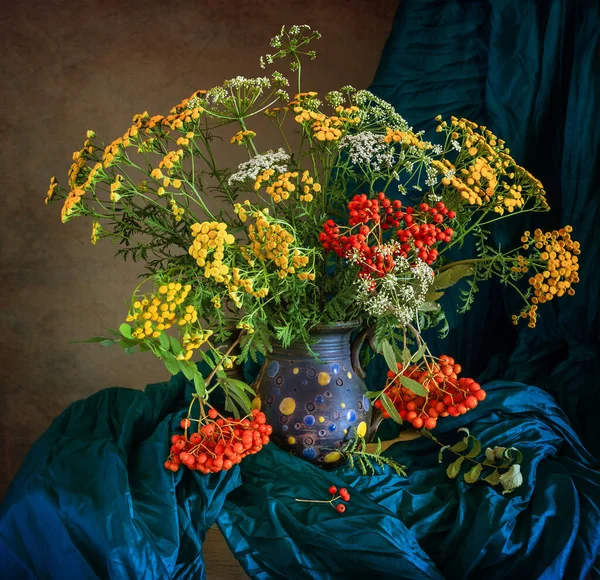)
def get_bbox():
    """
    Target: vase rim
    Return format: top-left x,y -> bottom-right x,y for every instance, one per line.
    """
311,321 -> 361,333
